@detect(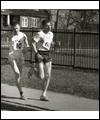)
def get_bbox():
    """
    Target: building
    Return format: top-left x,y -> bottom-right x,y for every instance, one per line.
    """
1,9 -> 50,28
